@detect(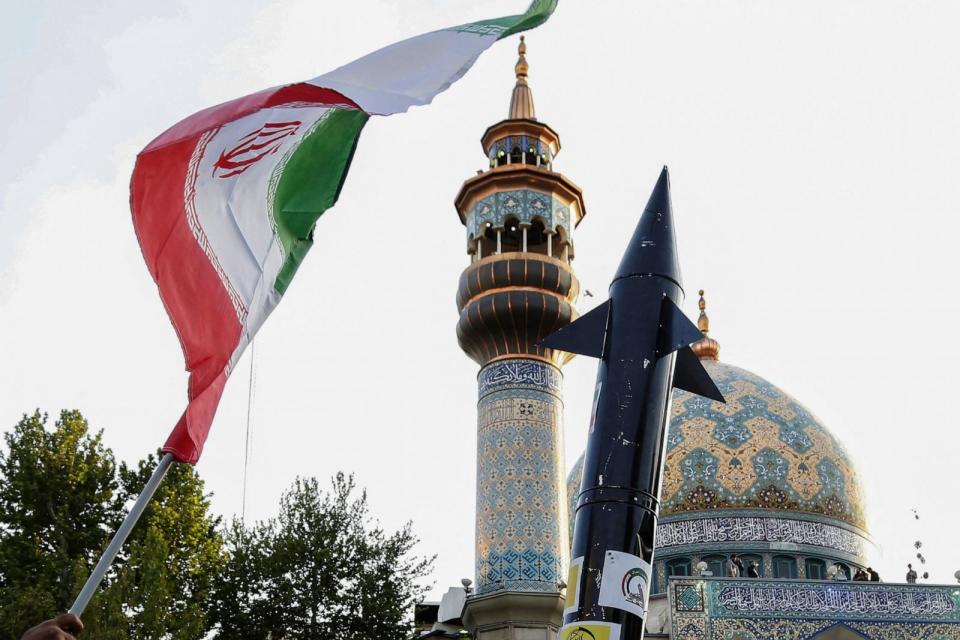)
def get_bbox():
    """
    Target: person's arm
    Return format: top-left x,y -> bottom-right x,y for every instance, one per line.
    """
20,614 -> 83,640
